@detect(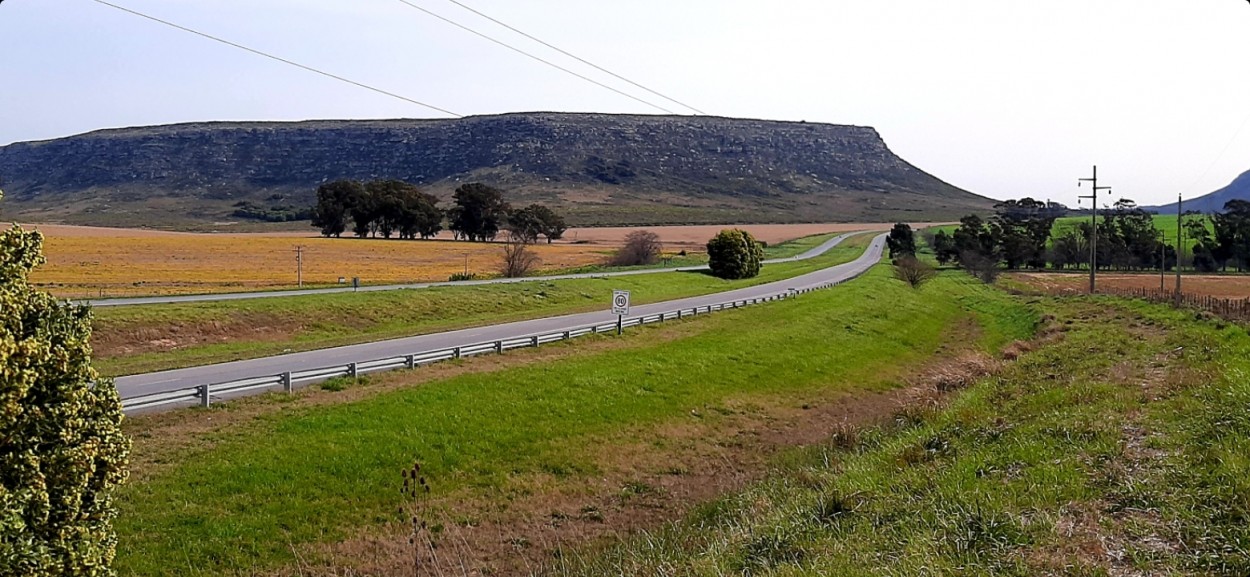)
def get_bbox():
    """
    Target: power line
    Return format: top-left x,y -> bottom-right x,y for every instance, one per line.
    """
442,0 -> 706,115
392,0 -> 678,115
87,0 -> 461,118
